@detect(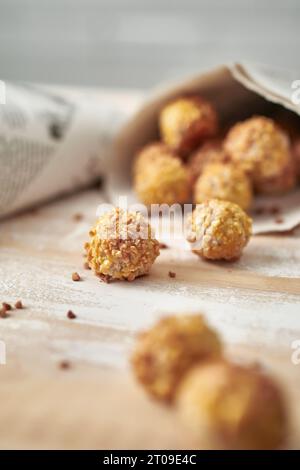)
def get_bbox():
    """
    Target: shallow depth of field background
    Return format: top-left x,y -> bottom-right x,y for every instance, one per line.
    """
0,0 -> 299,88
